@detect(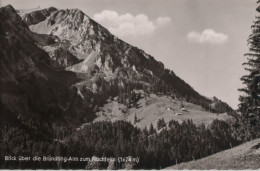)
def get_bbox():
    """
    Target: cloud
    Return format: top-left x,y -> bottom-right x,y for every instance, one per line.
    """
155,17 -> 172,27
93,10 -> 171,37
187,29 -> 228,44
